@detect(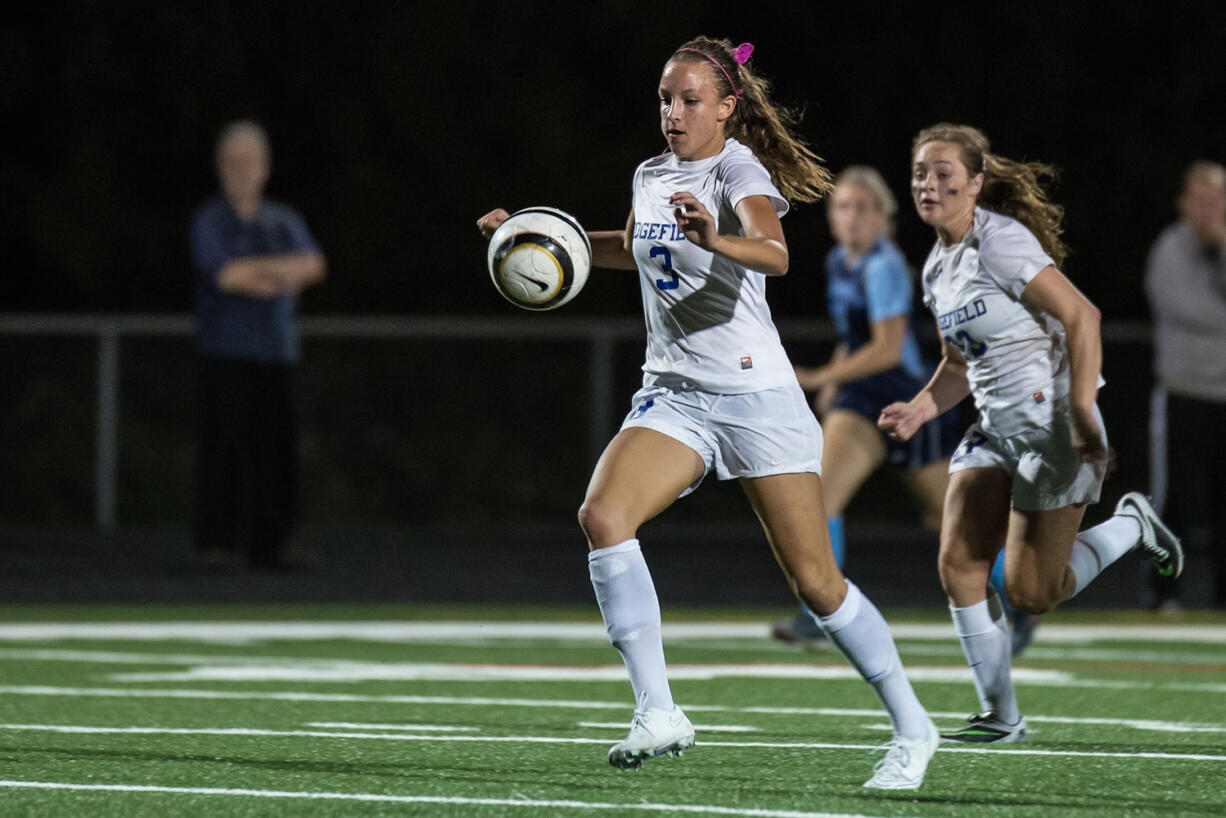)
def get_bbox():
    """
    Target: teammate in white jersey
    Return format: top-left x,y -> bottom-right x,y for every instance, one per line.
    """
479,36 -> 939,790
879,123 -> 1185,744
